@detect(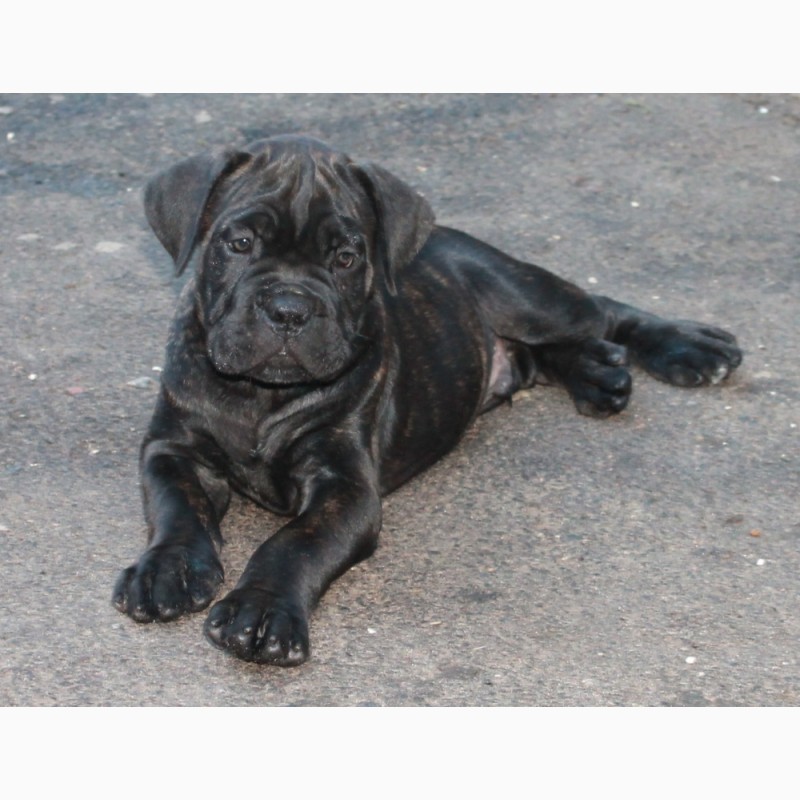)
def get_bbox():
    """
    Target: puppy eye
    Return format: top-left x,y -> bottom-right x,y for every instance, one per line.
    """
335,250 -> 357,269
228,237 -> 253,254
